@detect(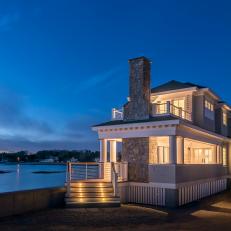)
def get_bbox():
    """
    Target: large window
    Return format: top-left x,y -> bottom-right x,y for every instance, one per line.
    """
149,136 -> 169,164
172,99 -> 185,118
205,100 -> 214,120
184,139 -> 216,164
192,148 -> 213,164
157,146 -> 169,164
